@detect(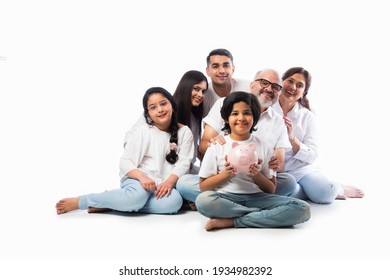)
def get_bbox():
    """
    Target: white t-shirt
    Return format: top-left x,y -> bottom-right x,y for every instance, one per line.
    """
120,123 -> 194,185
203,97 -> 291,150
202,78 -> 251,117
199,134 -> 275,194
273,101 -> 319,181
